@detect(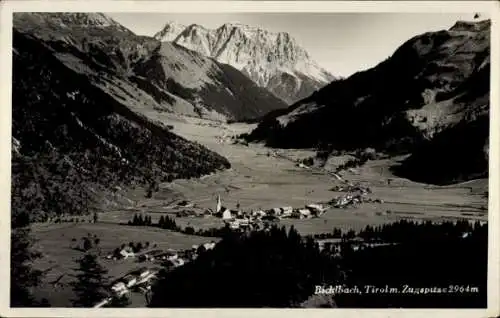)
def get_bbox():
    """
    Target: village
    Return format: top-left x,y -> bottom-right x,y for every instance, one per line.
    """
172,165 -> 382,232
169,189 -> 377,232
92,172 -> 380,307
93,240 -> 218,307
34,165 -> 383,309
23,117 -> 488,308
